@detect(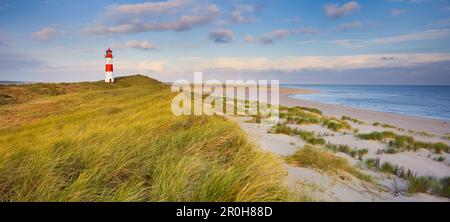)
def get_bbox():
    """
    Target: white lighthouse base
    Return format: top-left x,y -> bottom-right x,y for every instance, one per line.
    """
105,72 -> 115,83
